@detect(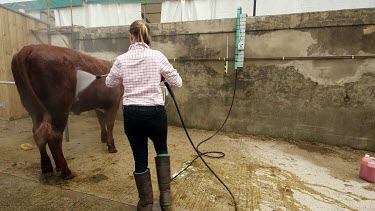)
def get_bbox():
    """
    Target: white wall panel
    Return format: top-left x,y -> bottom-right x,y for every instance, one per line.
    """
162,0 -> 375,23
